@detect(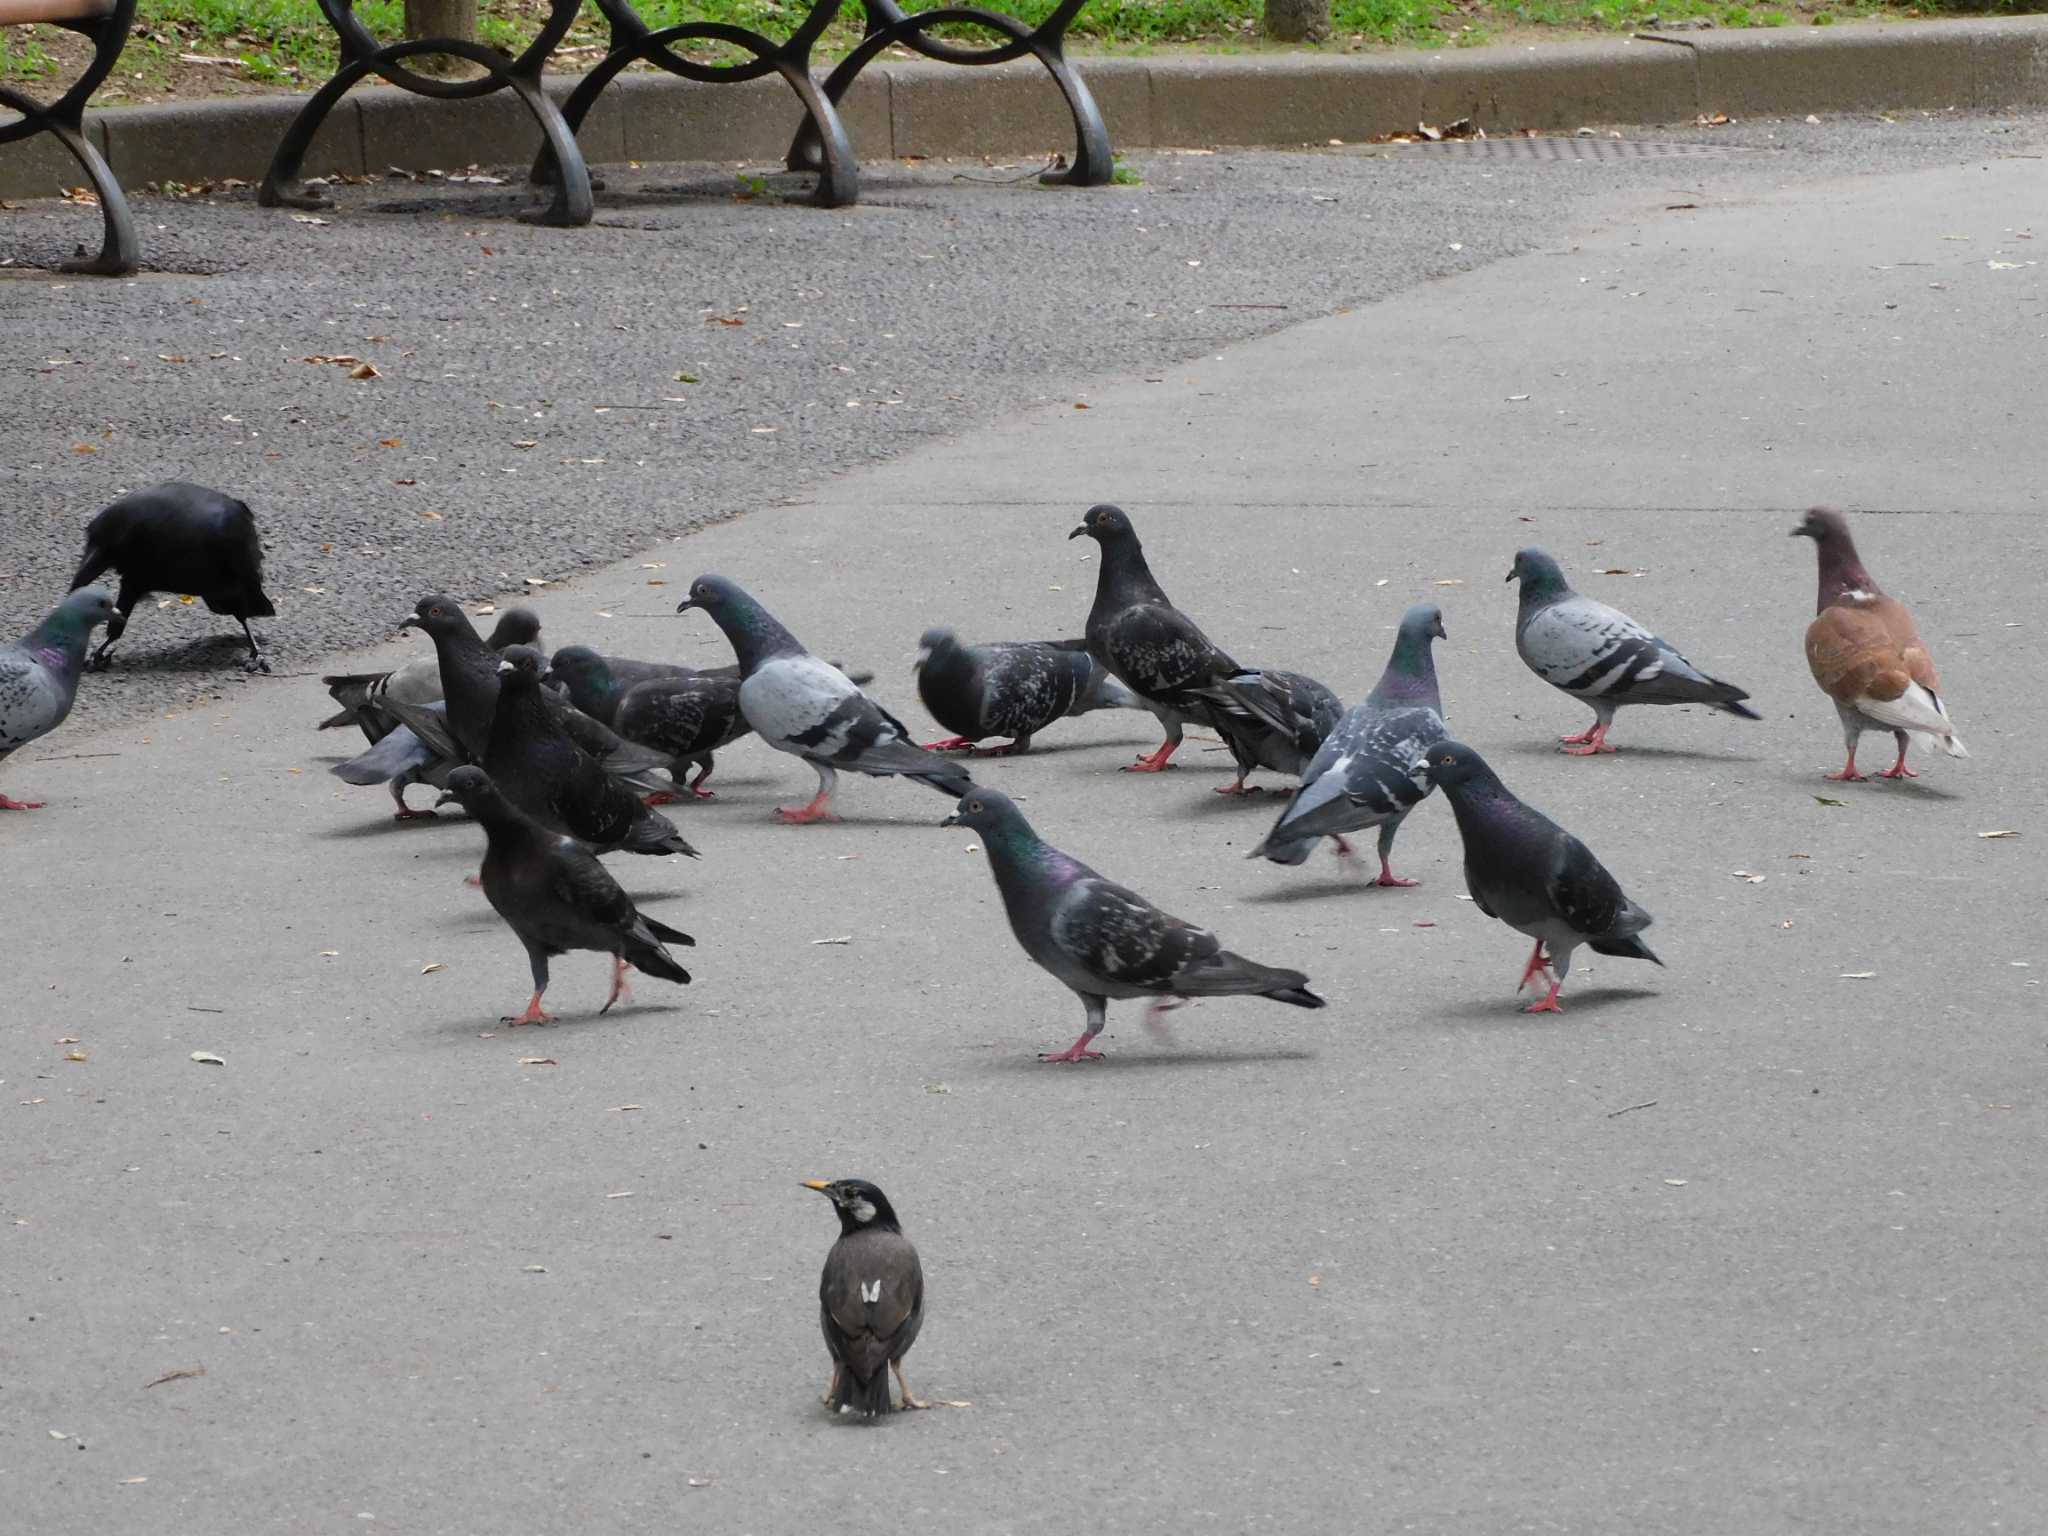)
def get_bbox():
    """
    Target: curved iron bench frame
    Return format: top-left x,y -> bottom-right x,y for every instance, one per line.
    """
258,0 -> 596,225
0,0 -> 139,273
784,0 -> 1111,188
